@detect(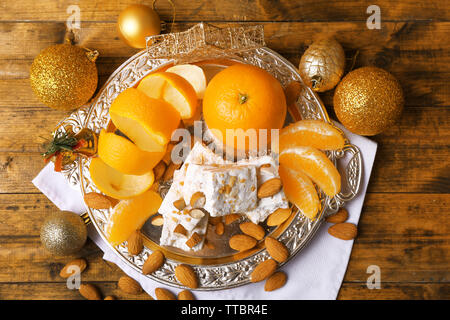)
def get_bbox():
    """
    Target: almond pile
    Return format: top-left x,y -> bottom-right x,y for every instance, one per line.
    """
326,208 -> 357,240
